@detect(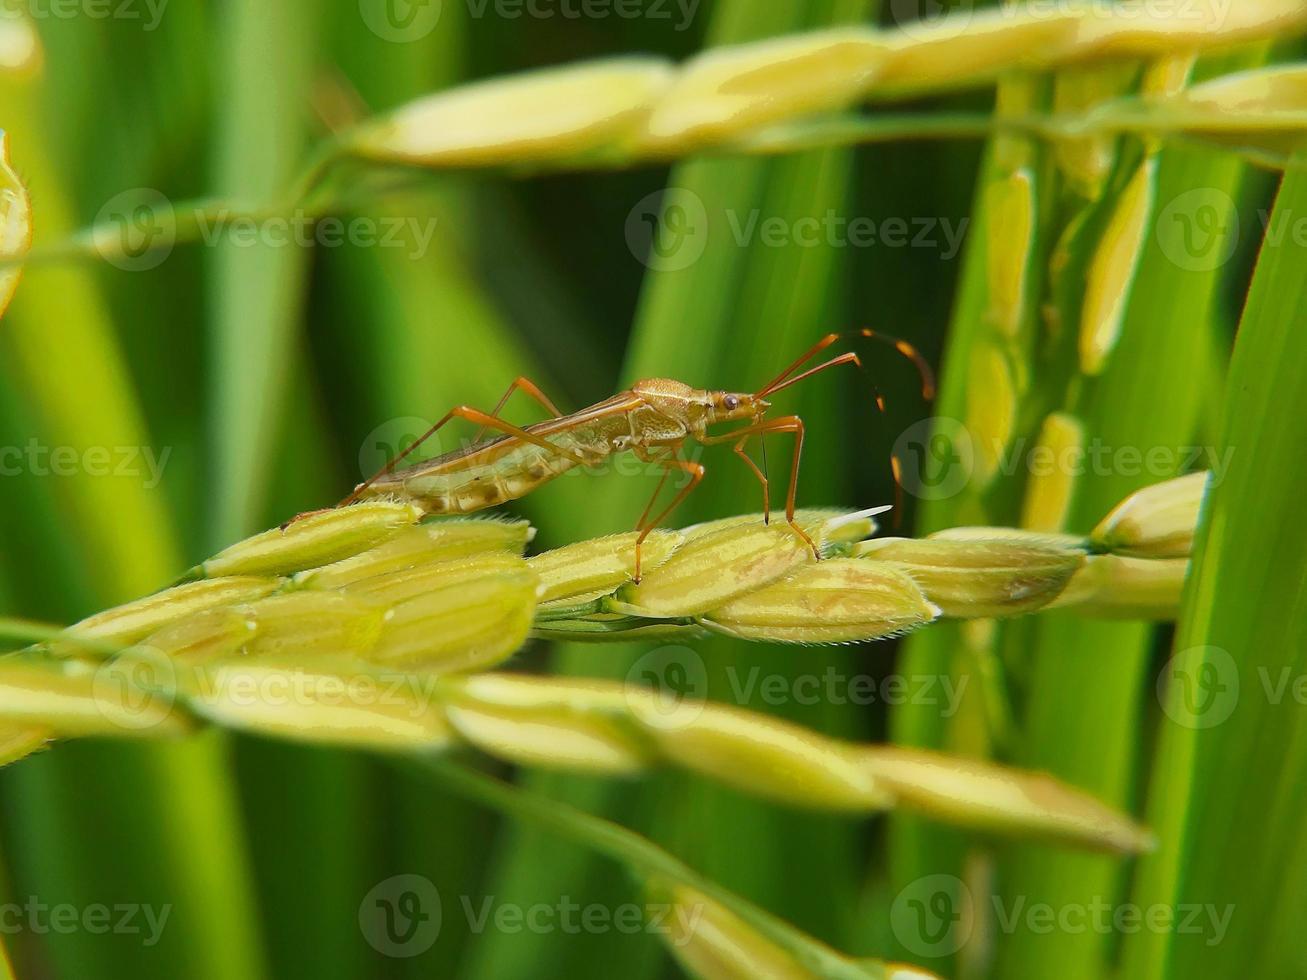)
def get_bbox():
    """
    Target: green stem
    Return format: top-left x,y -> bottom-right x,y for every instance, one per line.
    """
0,618 -> 65,645
405,755 -> 884,980
4,107 -> 1295,275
